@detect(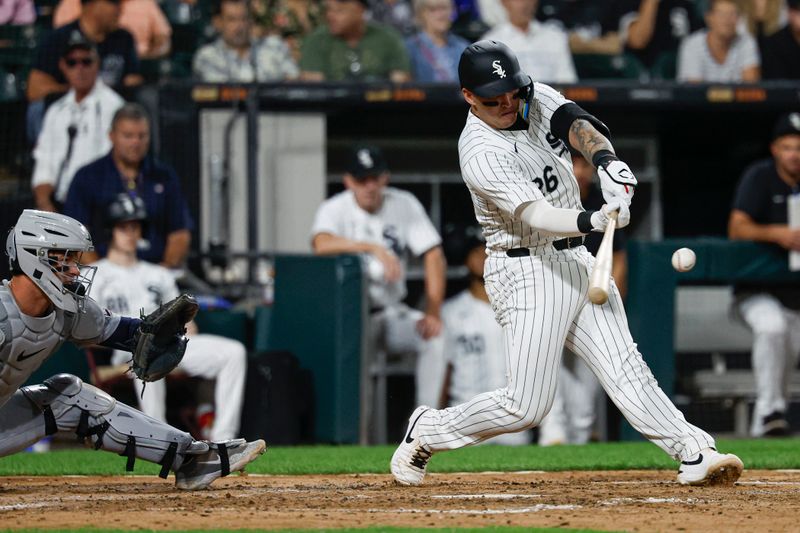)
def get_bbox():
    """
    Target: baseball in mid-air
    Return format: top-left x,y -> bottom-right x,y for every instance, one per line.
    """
671,247 -> 696,272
